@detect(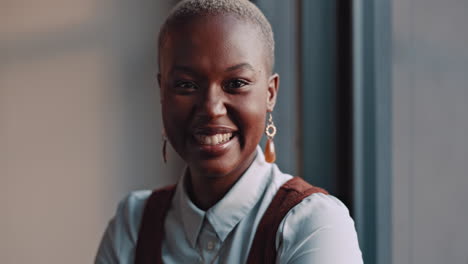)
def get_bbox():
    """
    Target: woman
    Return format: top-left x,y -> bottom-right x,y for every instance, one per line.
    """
95,0 -> 363,263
